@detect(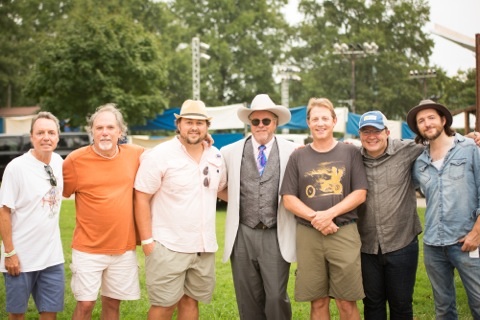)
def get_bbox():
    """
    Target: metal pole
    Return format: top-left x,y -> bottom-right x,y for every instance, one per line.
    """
281,78 -> 289,108
476,34 -> 480,131
192,37 -> 200,100
351,57 -> 356,114
423,78 -> 427,99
